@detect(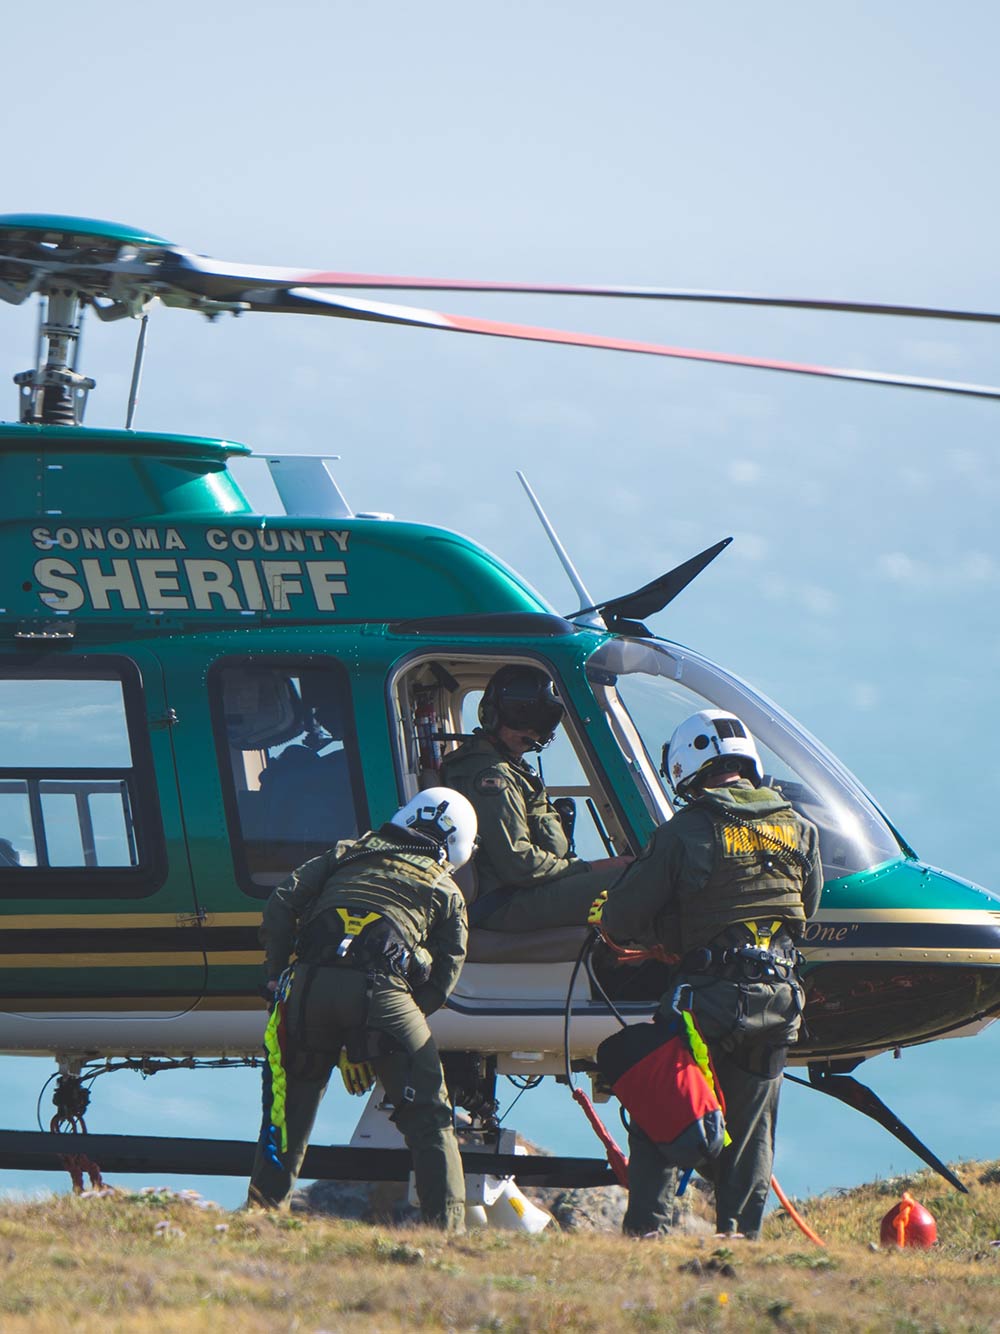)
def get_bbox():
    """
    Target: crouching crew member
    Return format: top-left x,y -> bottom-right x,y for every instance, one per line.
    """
440,665 -> 632,931
598,710 -> 822,1239
247,788 -> 476,1231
